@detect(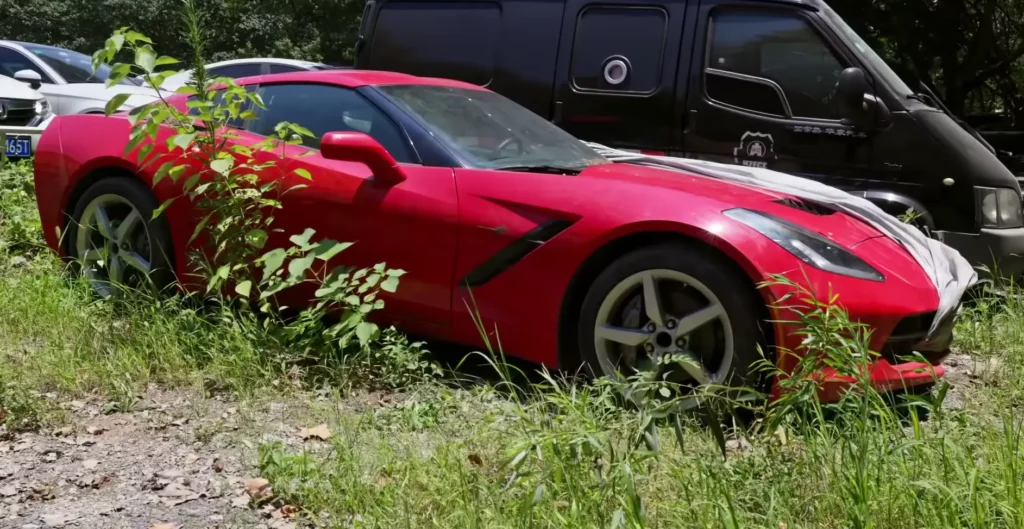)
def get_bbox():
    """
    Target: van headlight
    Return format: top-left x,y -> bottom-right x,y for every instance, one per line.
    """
724,208 -> 885,281
975,186 -> 1023,228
